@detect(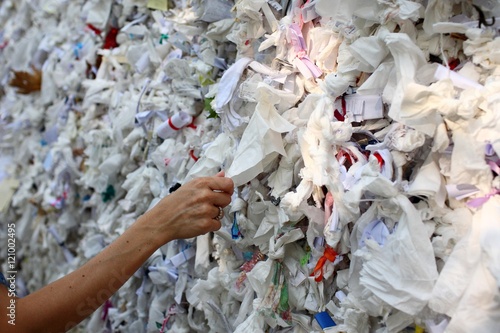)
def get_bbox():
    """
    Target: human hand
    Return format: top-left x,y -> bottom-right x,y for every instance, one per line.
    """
139,172 -> 234,245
